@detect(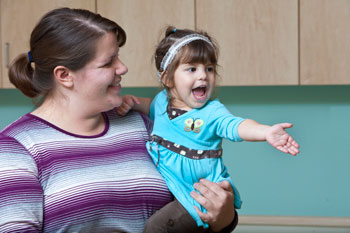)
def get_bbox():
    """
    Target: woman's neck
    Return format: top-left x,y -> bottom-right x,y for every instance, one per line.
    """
31,96 -> 105,136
